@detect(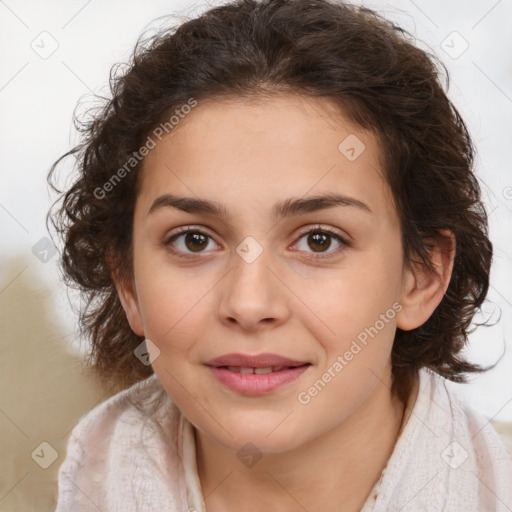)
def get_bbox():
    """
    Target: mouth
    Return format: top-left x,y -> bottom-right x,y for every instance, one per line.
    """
206,362 -> 312,395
